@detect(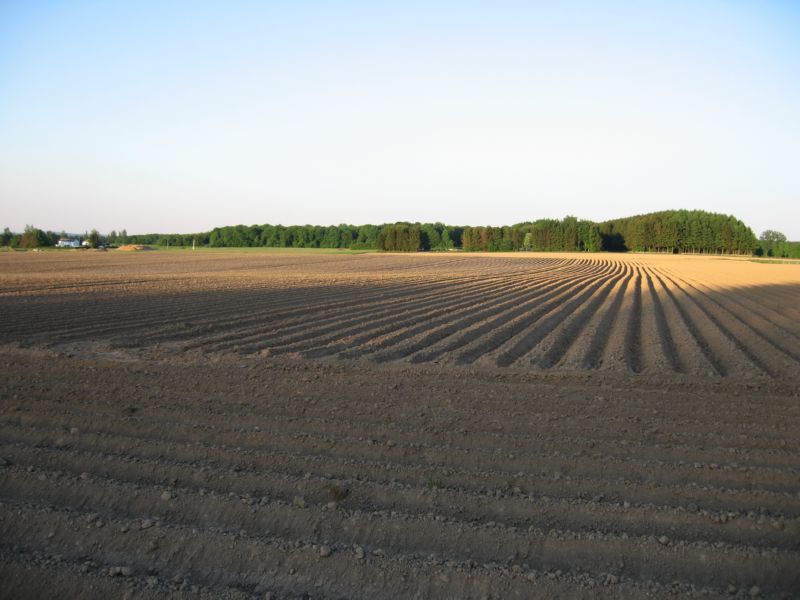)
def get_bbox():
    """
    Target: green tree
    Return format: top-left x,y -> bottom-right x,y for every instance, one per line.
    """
759,230 -> 787,257
87,229 -> 102,248
760,230 -> 787,244
19,225 -> 50,248
522,232 -> 533,251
